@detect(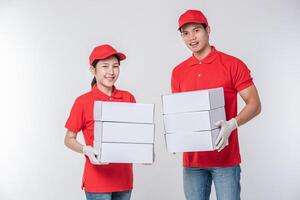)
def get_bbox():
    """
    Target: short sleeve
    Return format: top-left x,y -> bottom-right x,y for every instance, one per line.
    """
130,94 -> 136,103
171,69 -> 180,93
231,59 -> 254,92
65,97 -> 85,133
